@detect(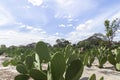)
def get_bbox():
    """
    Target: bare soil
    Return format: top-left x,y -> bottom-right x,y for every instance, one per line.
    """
81,59 -> 120,80
0,56 -> 120,80
0,56 -> 18,80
